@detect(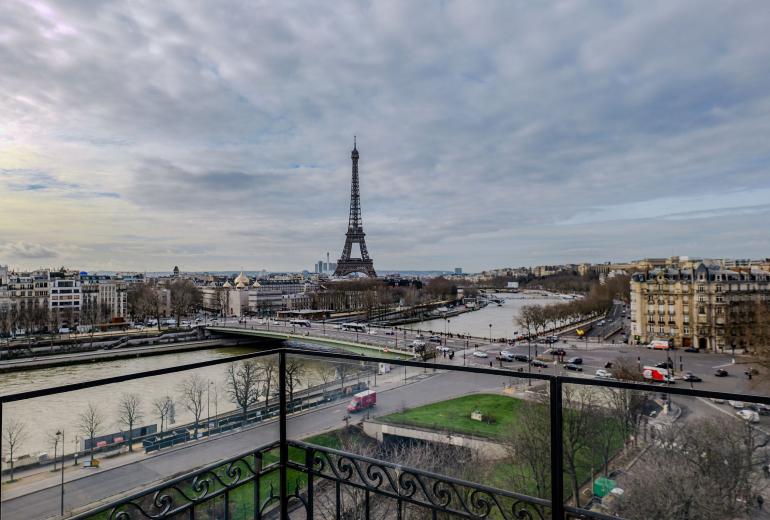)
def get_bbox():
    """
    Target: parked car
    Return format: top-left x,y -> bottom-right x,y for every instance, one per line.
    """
384,330 -> 395,335
595,369 -> 612,379
728,400 -> 745,409
550,348 -> 567,356
567,357 -> 583,365
737,410 -> 760,423
710,398 -> 726,404
410,340 -> 426,349
429,335 -> 442,343
715,368 -> 729,377
565,363 -> 583,372
437,346 -> 452,353
531,360 -> 549,368
497,351 -> 514,361
514,354 -> 531,363
656,360 -> 674,369
748,403 -> 770,415
683,373 -> 702,382
684,347 -> 698,353
472,350 -> 488,358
